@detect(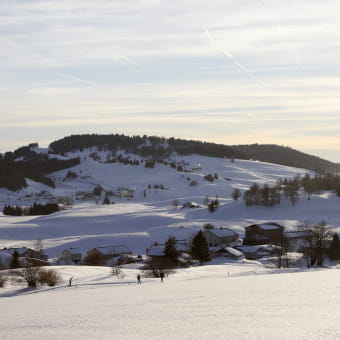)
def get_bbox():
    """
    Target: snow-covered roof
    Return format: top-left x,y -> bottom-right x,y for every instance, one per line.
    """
247,223 -> 283,231
207,229 -> 237,238
237,245 -> 275,253
175,242 -> 189,252
147,246 -> 165,257
147,241 -> 188,256
0,251 -> 13,266
211,246 -> 243,257
259,224 -> 281,230
285,231 -> 313,239
1,247 -> 32,256
224,247 -> 243,257
94,245 -> 132,255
